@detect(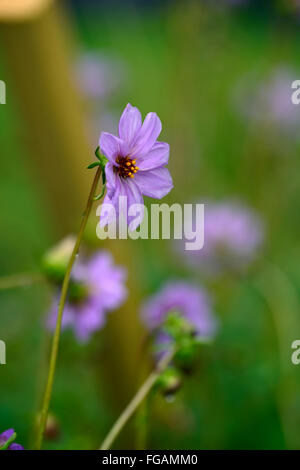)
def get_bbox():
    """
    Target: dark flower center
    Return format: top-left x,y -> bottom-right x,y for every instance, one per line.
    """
115,156 -> 139,179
